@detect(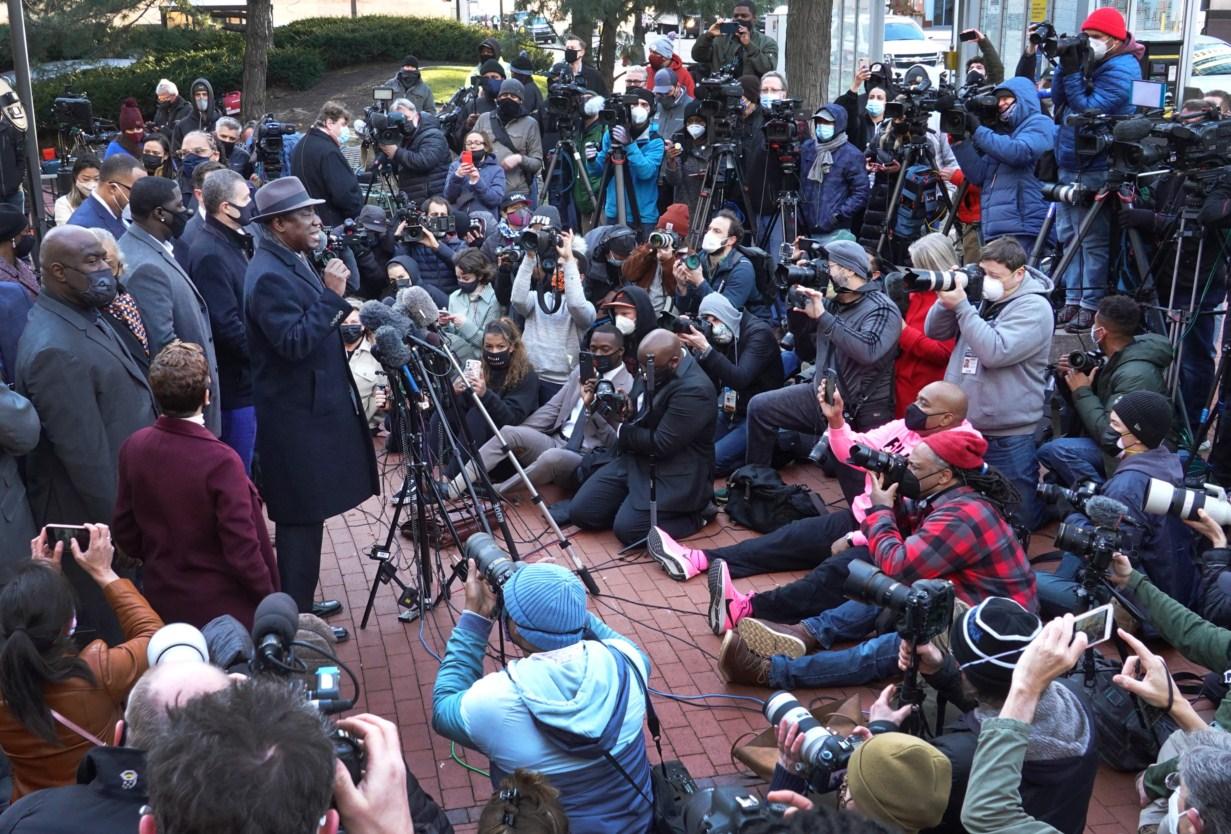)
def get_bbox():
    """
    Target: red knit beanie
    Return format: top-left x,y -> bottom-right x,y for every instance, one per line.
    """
922,431 -> 988,471
119,98 -> 144,133
1081,7 -> 1127,41
657,203 -> 690,237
